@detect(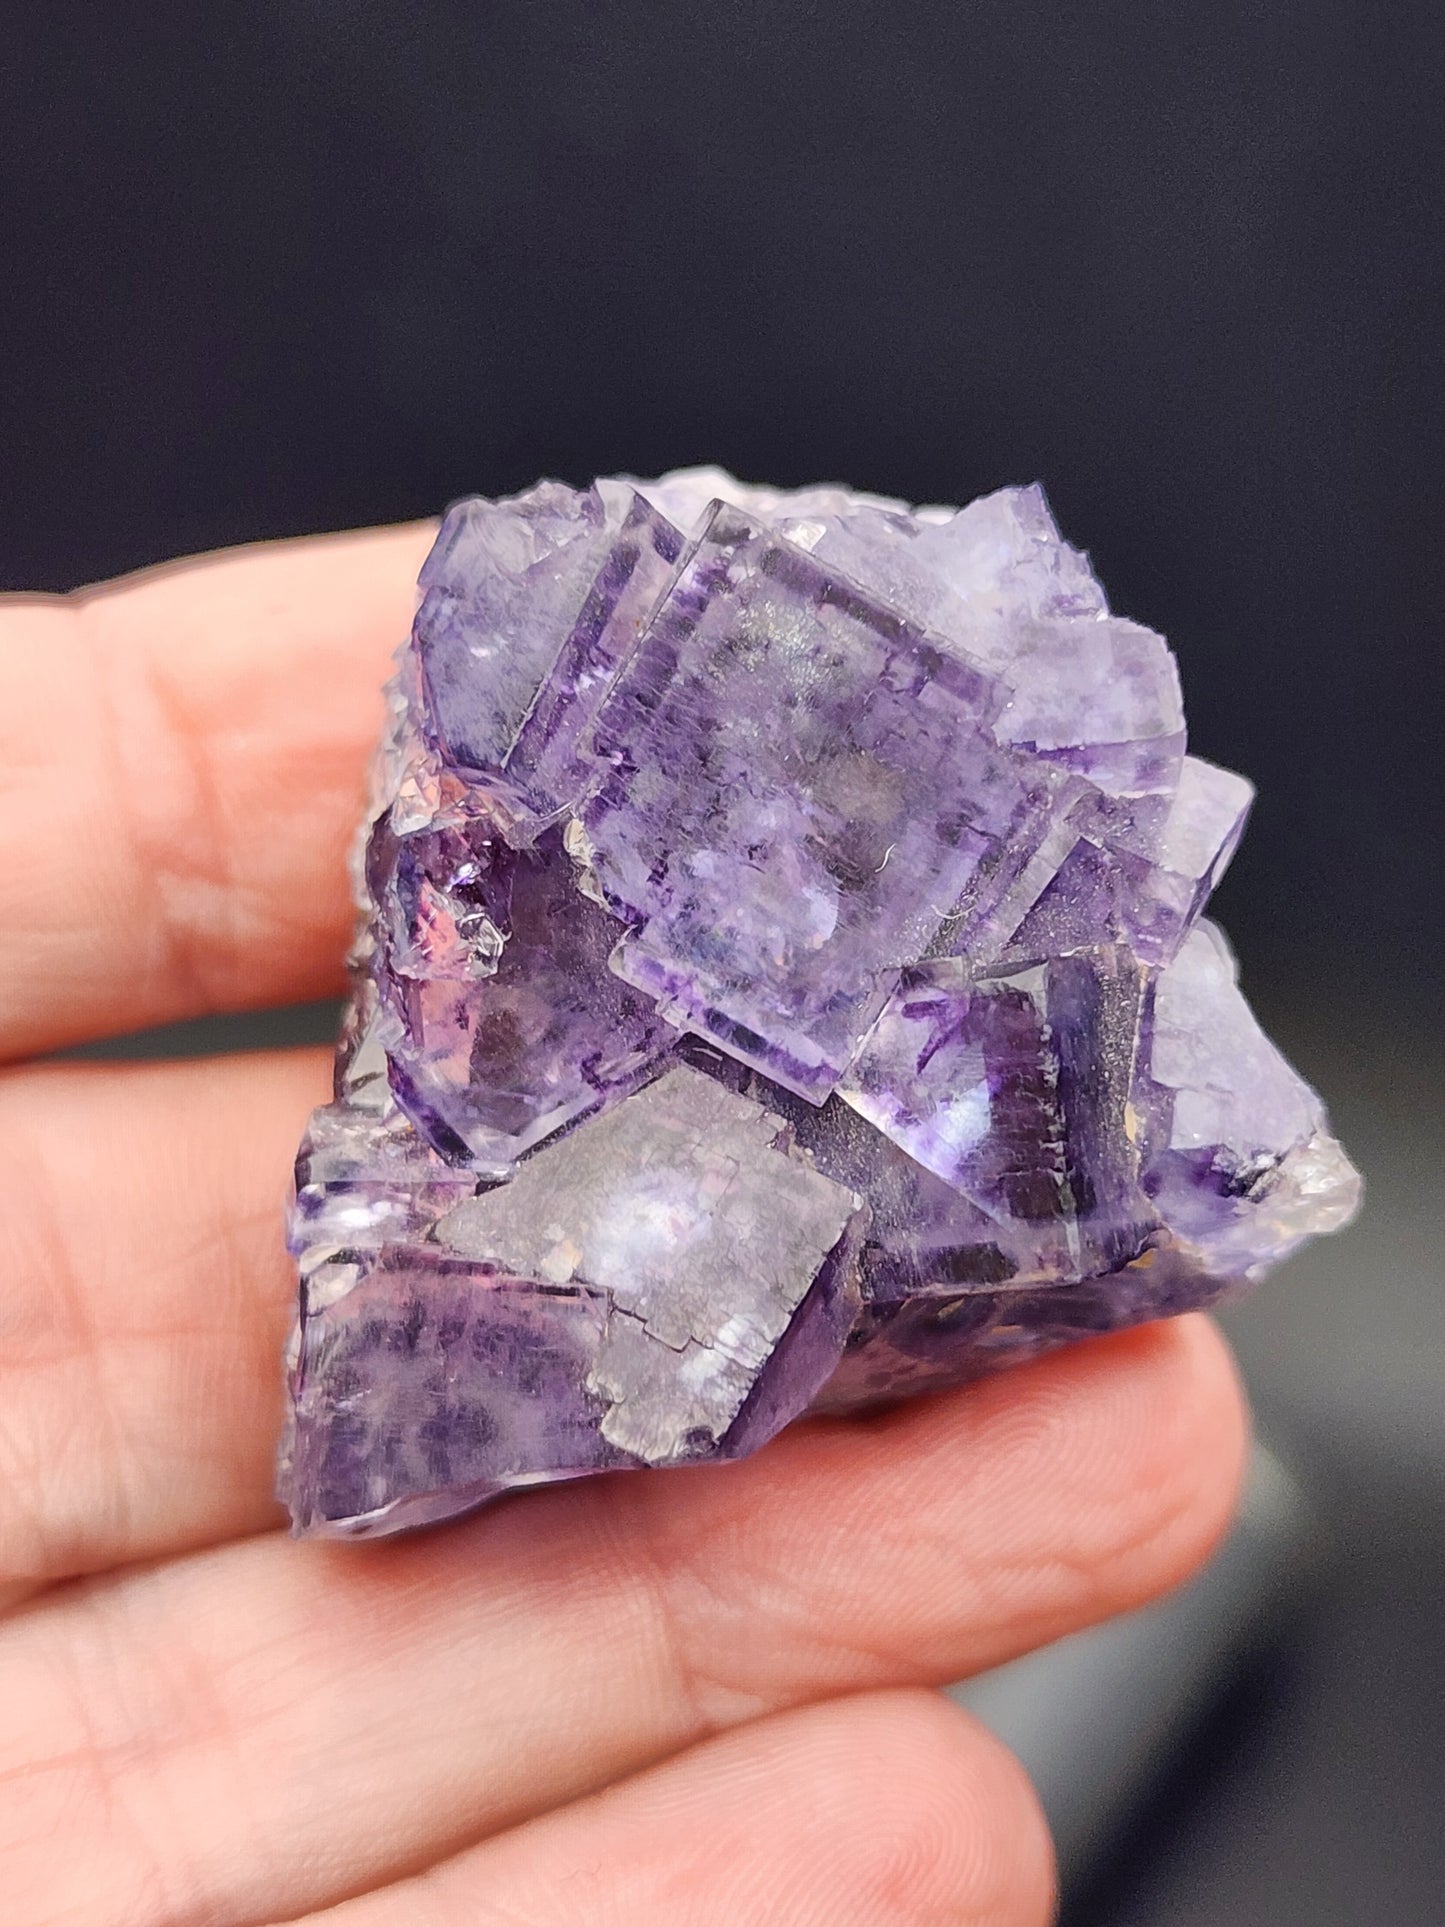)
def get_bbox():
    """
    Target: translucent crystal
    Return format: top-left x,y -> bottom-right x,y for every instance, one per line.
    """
278,467 -> 1360,1536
